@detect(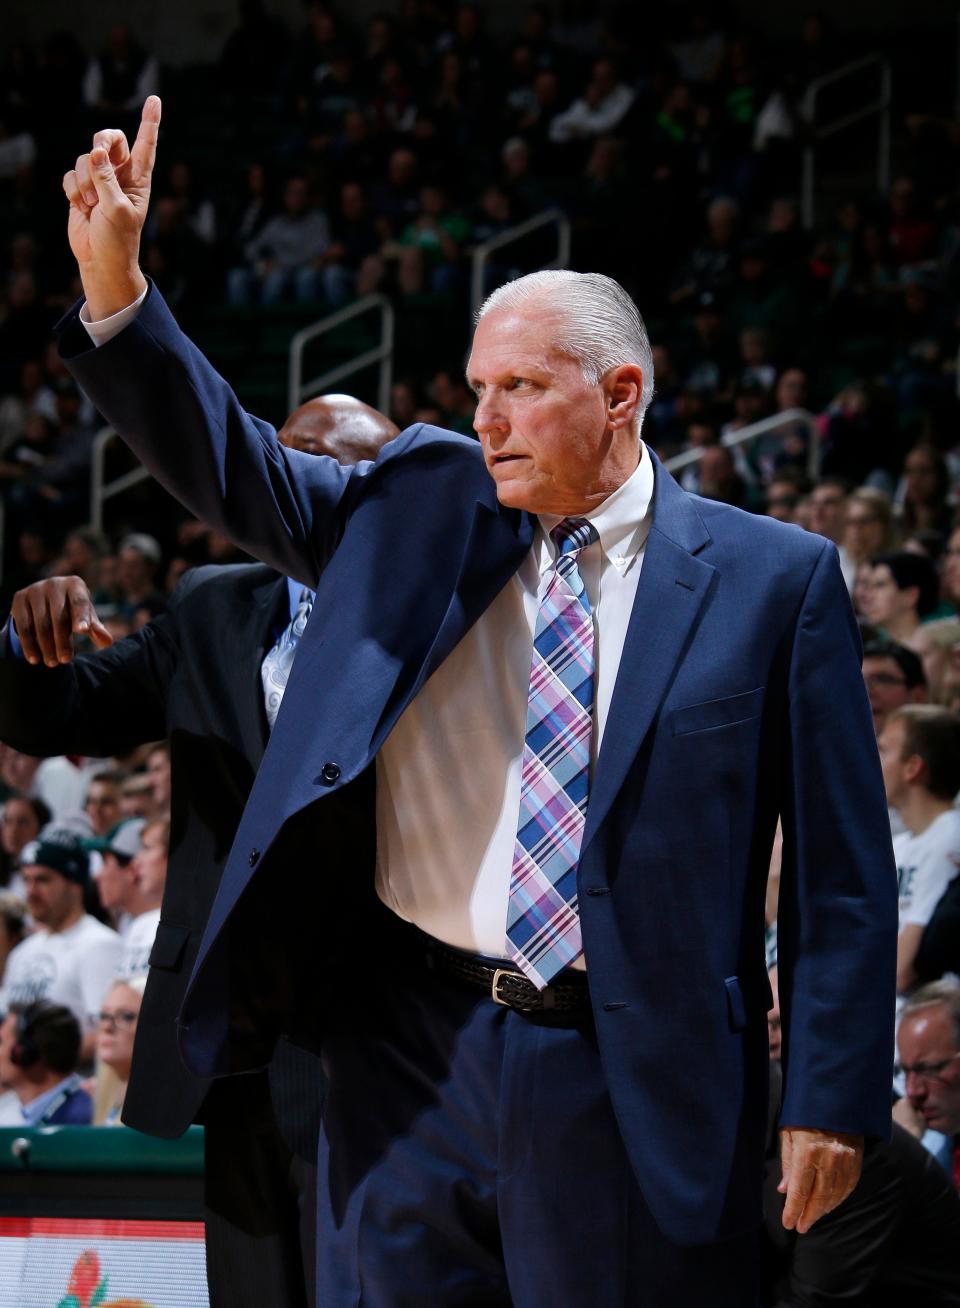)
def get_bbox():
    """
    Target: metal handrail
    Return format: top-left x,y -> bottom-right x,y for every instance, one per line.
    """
801,53 -> 891,229
470,210 -> 572,319
663,408 -> 819,481
288,294 -> 394,415
90,425 -> 150,532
